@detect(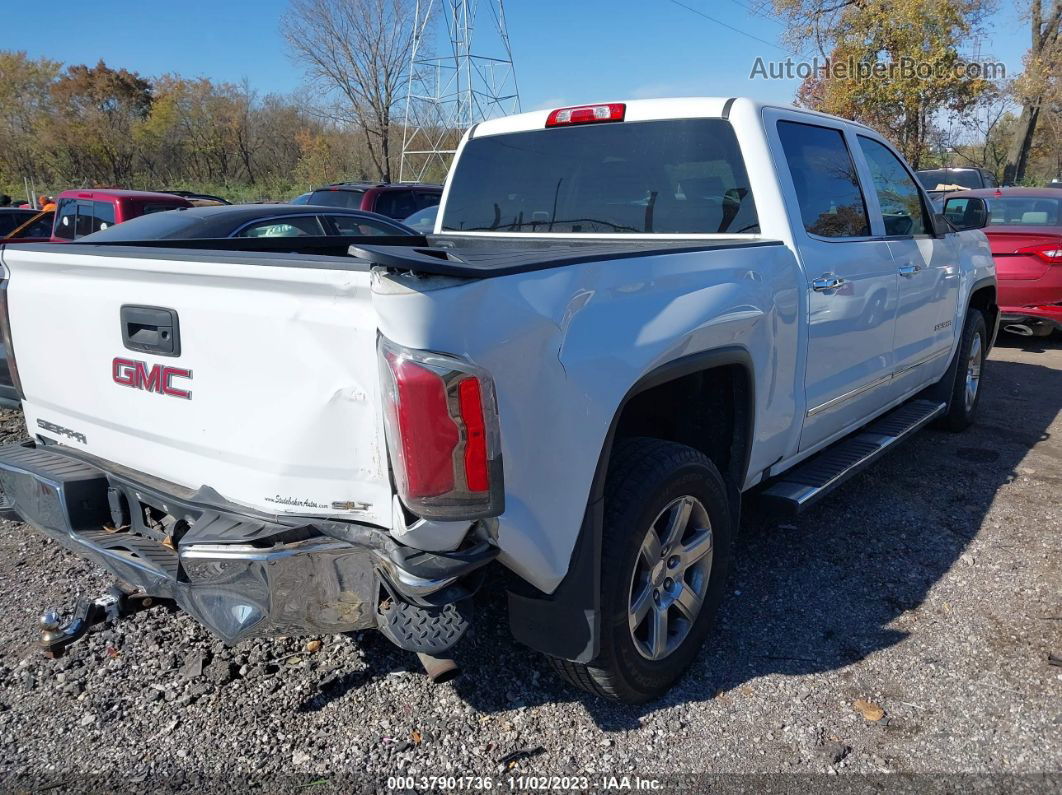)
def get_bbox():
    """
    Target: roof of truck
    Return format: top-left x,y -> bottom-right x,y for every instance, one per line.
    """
470,97 -> 875,139
55,188 -> 193,204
